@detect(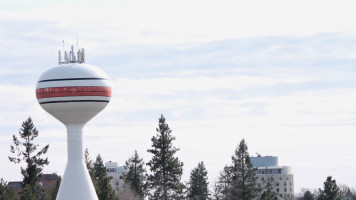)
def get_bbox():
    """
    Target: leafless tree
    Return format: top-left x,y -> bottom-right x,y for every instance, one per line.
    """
118,182 -> 142,200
